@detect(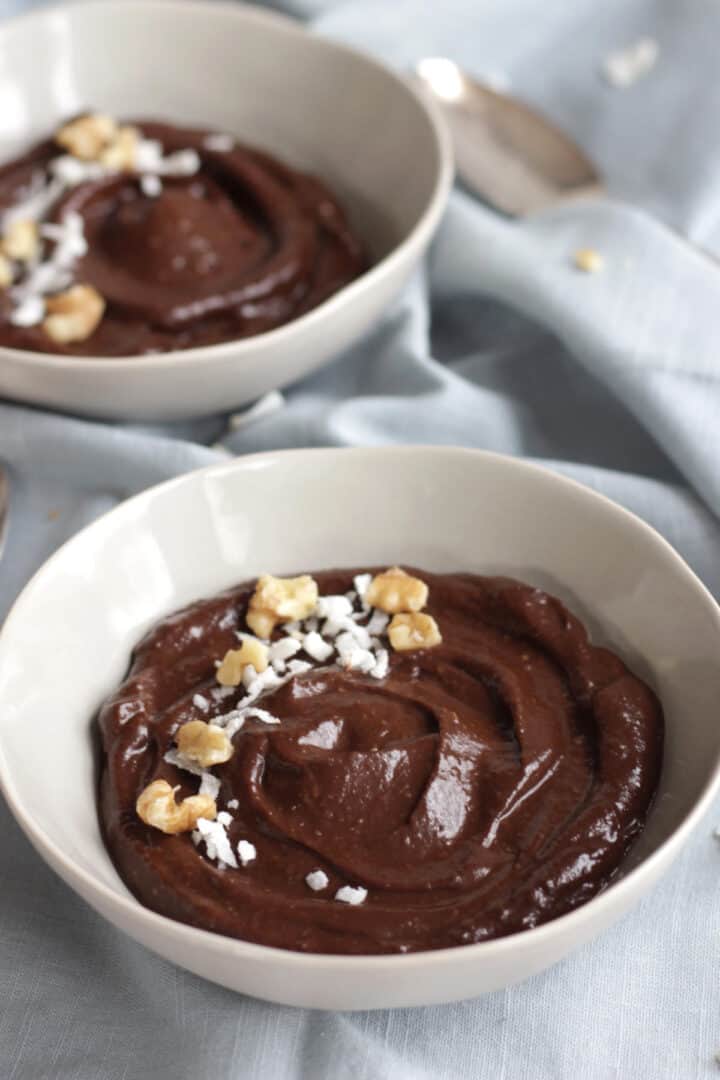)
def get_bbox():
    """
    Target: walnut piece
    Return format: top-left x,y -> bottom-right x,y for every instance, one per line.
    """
0,254 -> 12,288
388,612 -> 442,651
100,125 -> 139,171
247,574 -> 319,639
176,720 -> 233,767
136,778 -> 216,834
56,113 -> 117,161
2,219 -> 39,262
216,637 -> 269,686
573,248 -> 604,274
43,284 -> 105,344
366,567 -> 428,614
